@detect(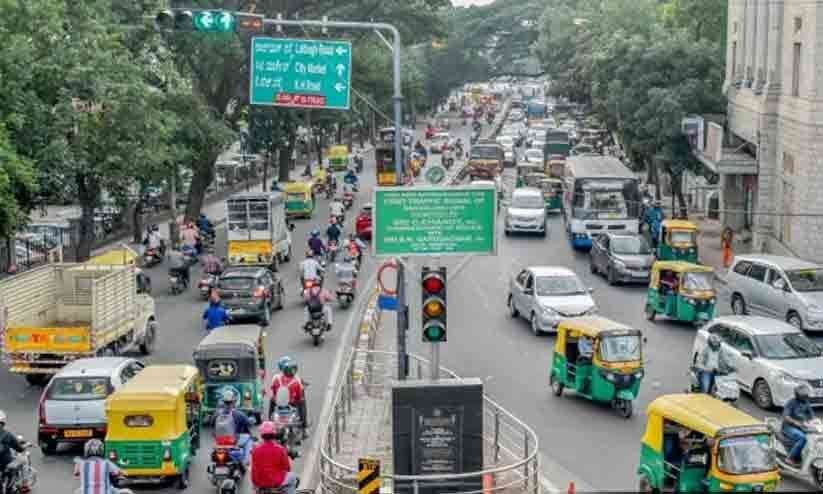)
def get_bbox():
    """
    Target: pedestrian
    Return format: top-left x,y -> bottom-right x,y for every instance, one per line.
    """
721,227 -> 734,268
